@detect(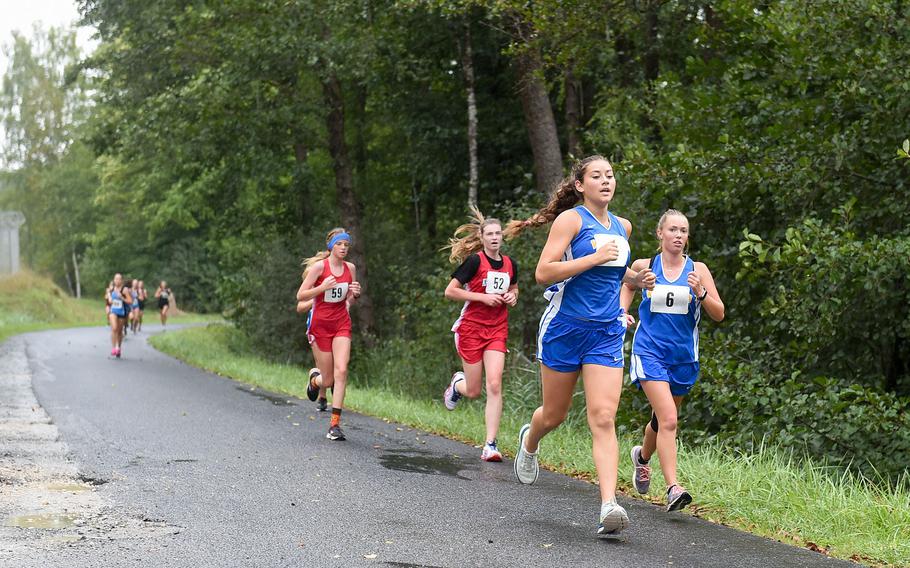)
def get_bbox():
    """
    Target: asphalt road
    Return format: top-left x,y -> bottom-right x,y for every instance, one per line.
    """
0,326 -> 857,567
